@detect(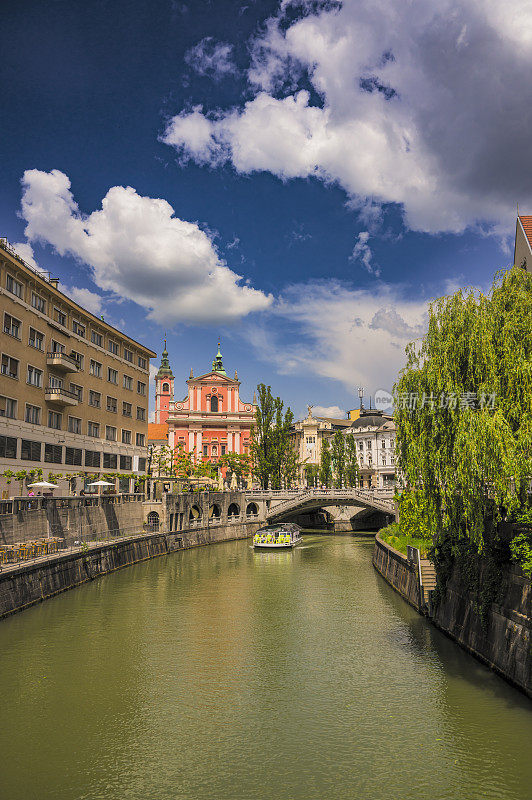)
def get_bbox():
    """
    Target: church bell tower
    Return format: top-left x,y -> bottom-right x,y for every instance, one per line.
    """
154,339 -> 174,425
